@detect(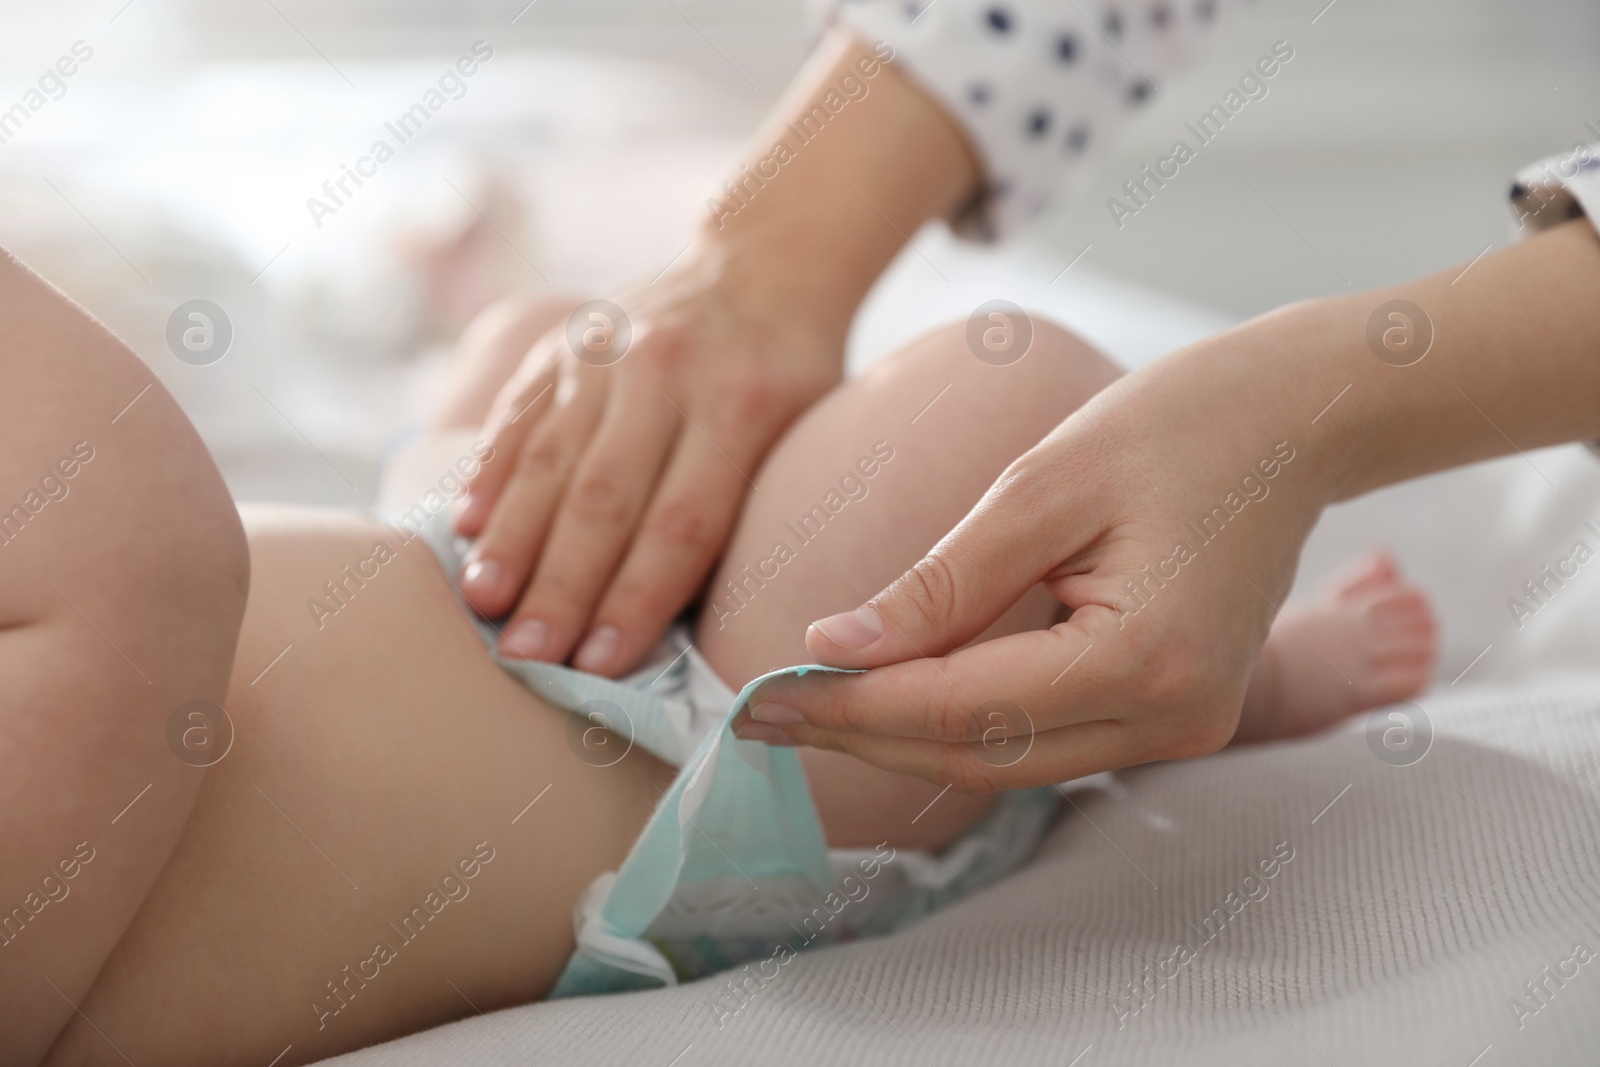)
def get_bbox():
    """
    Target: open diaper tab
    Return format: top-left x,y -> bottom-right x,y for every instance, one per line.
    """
412,506 -> 1063,998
